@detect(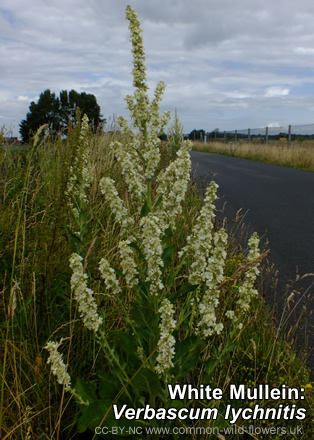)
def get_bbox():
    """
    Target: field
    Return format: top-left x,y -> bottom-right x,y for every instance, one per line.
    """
192,140 -> 314,172
0,126 -> 313,439
1,6 -> 313,439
